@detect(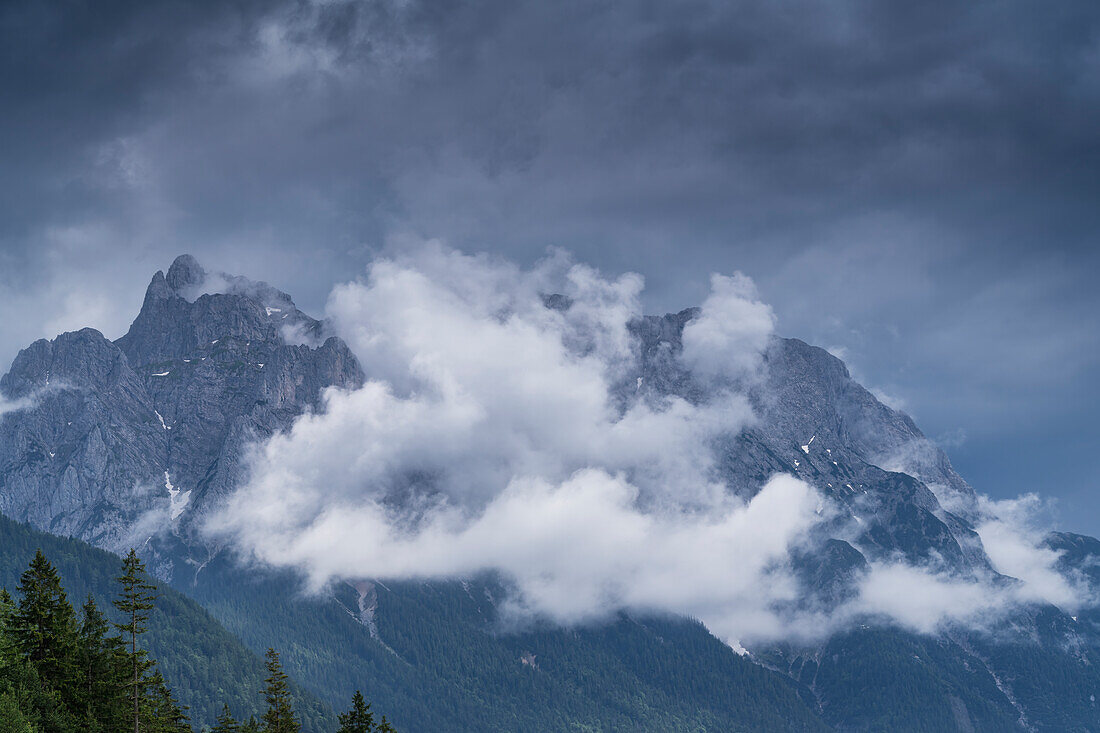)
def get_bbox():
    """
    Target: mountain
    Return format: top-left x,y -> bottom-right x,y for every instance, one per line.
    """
633,309 -> 989,576
2,254 -> 1099,731
0,254 -> 361,578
